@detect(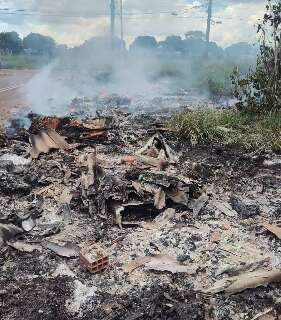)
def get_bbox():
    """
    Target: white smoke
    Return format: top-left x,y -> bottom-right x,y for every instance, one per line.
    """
24,61 -> 79,115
